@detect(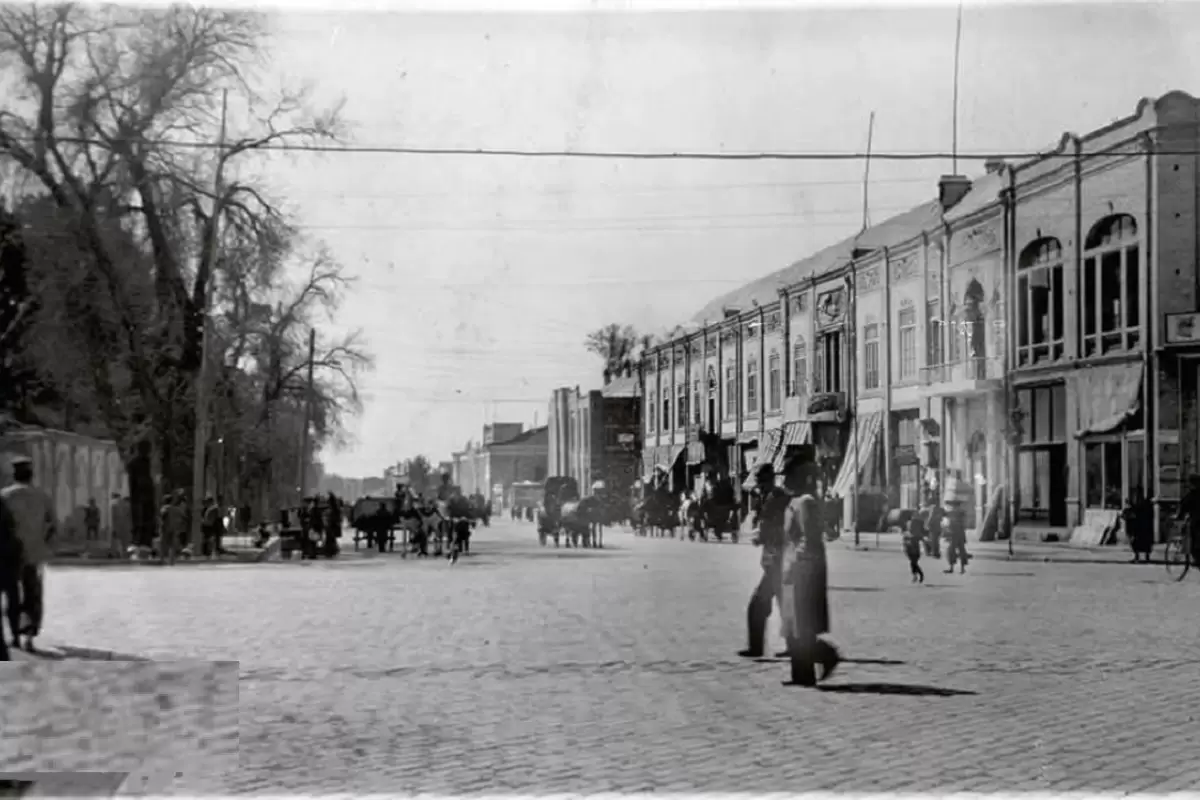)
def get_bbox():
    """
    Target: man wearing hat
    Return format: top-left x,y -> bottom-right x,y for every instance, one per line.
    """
0,489 -> 20,660
1,455 -> 54,652
739,460 -> 793,659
